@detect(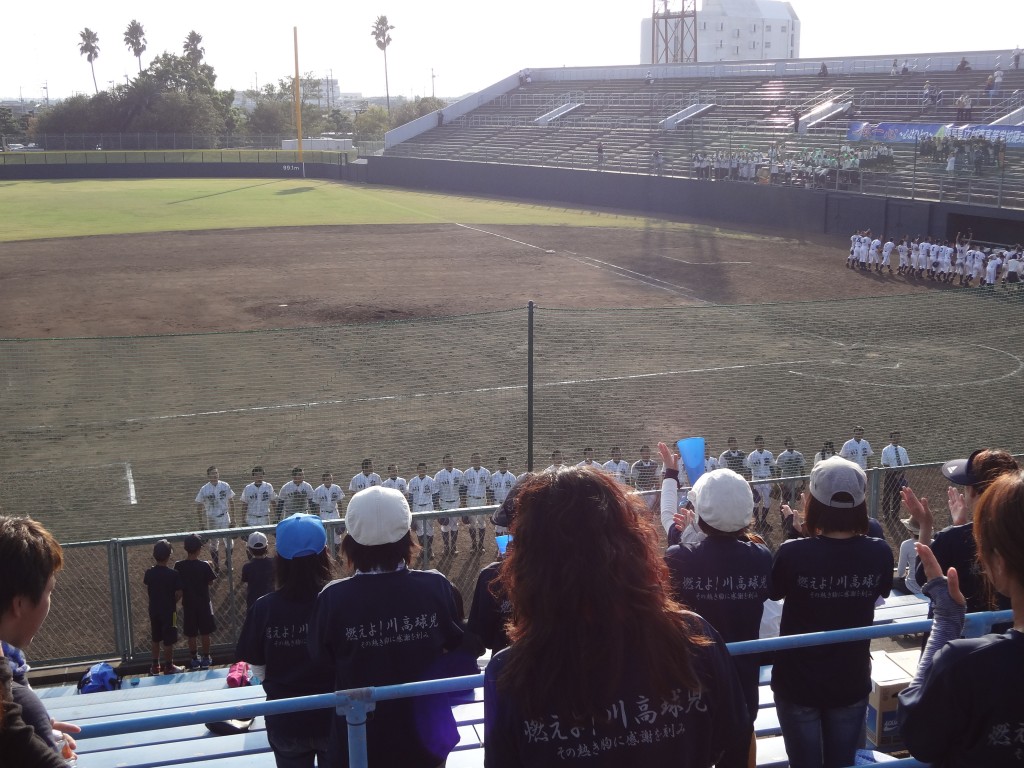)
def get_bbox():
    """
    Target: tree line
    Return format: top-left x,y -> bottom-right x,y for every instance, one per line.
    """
22,18 -> 446,146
